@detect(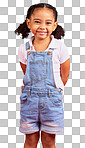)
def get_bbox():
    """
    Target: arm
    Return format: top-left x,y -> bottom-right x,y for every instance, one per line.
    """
20,62 -> 26,75
60,58 -> 70,86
